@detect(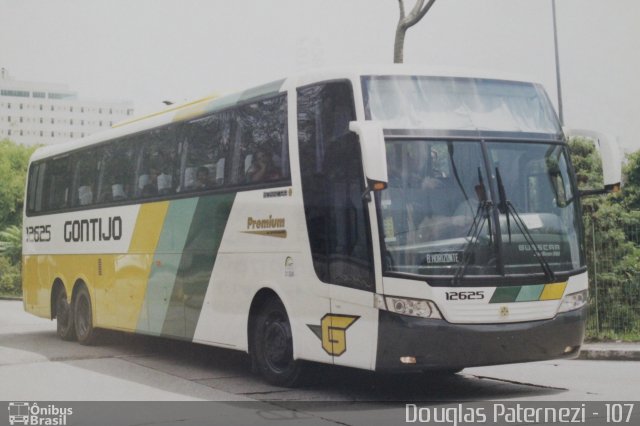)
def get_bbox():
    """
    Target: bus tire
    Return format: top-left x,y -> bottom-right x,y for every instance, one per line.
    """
54,286 -> 76,341
73,286 -> 98,345
252,297 -> 303,387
